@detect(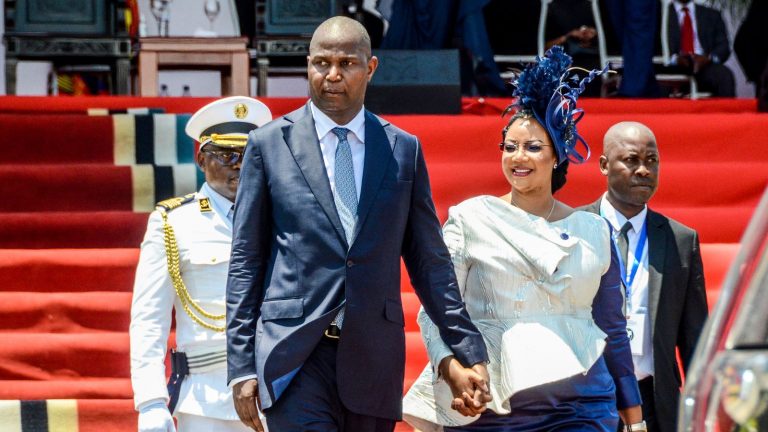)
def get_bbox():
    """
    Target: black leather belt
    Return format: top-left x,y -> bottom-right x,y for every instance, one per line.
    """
324,324 -> 341,339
